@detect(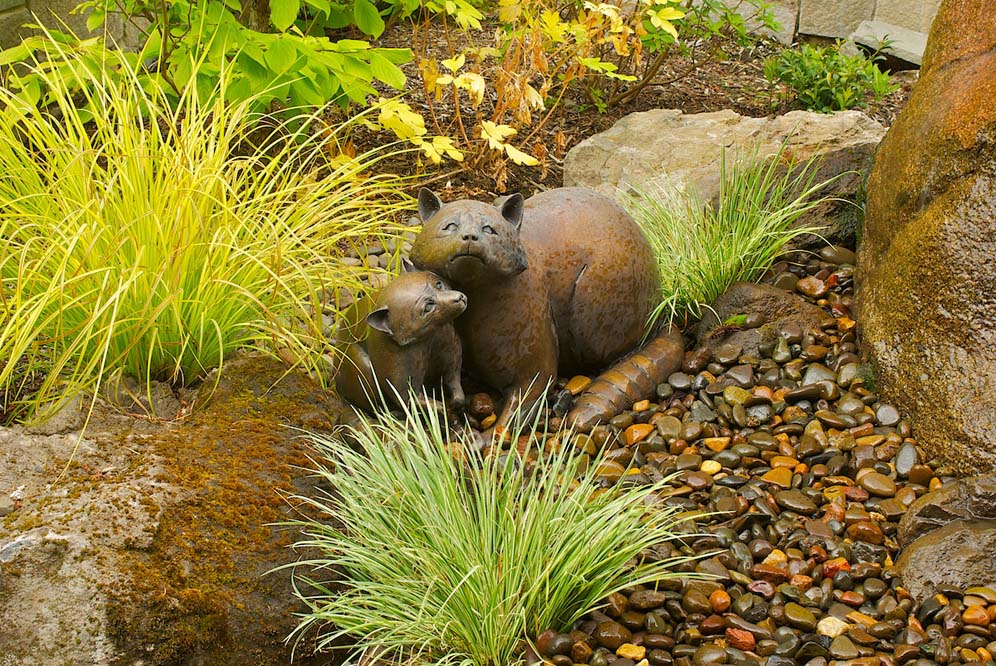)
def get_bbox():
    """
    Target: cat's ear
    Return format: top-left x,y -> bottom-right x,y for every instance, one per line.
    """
496,193 -> 524,230
418,188 -> 443,222
400,256 -> 416,273
366,307 -> 392,336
